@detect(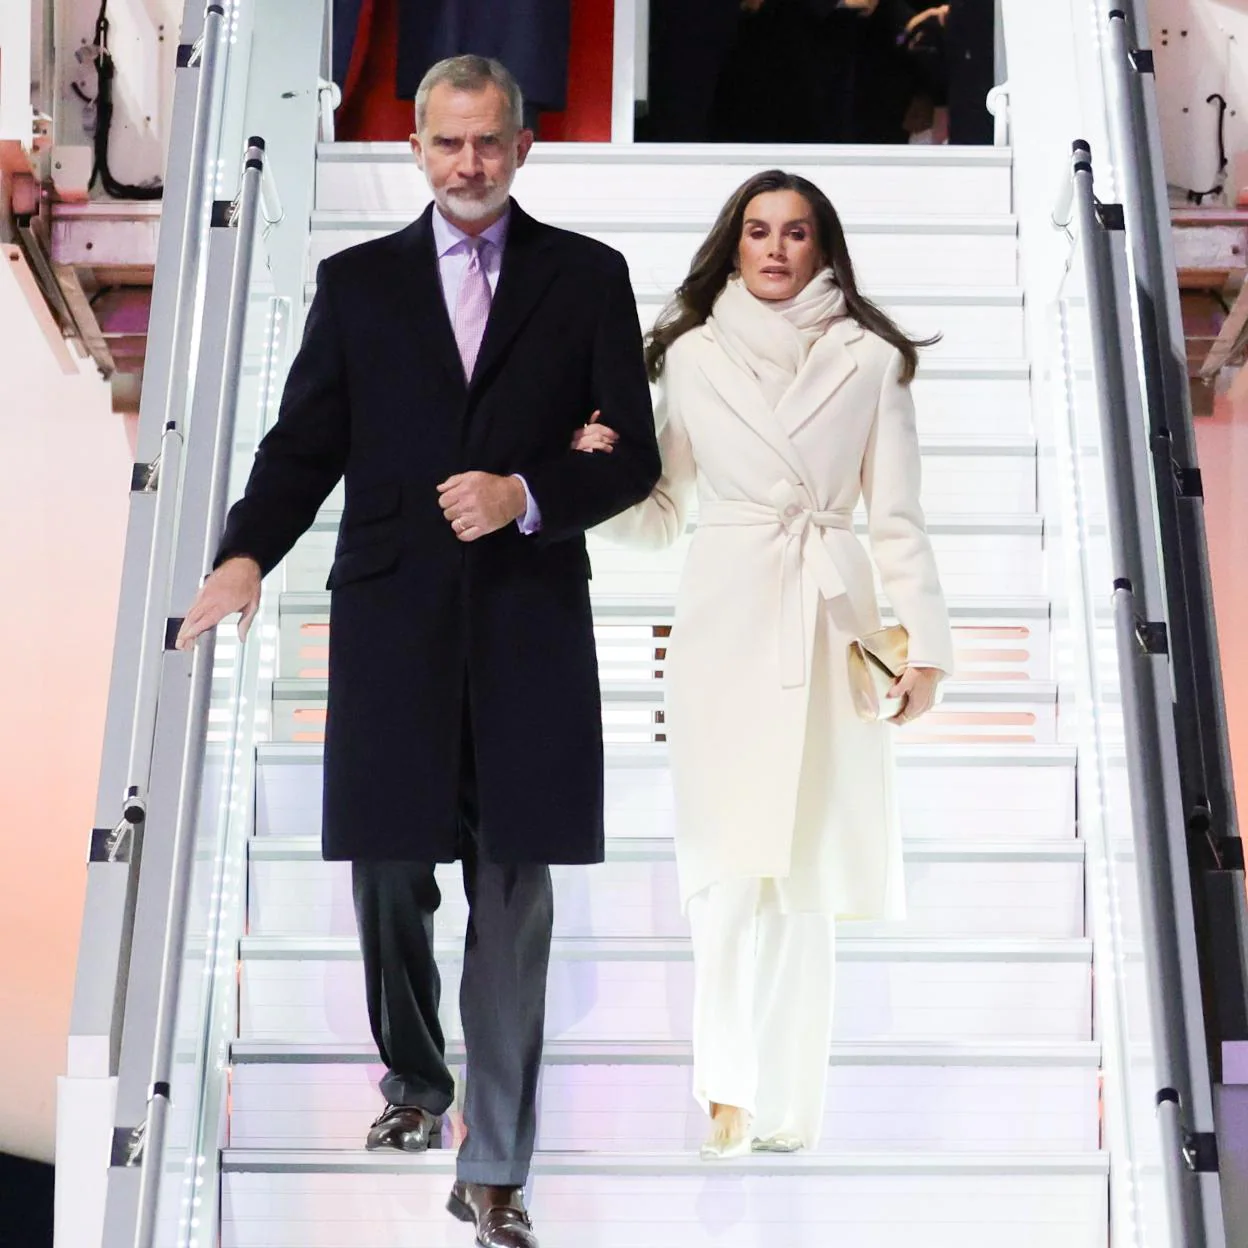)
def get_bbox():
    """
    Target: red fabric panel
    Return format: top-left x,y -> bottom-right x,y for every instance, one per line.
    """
541,0 -> 615,142
337,0 -> 419,143
336,0 -> 617,143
